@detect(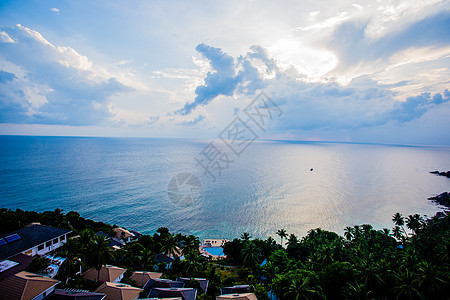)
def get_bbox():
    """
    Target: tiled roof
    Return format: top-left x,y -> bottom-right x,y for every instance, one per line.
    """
216,293 -> 258,300
147,288 -> 197,300
113,228 -> 135,240
130,271 -> 162,288
0,225 -> 71,260
83,265 -> 126,282
143,278 -> 184,291
0,253 -> 33,280
94,282 -> 142,300
0,271 -> 59,300
52,288 -> 106,300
